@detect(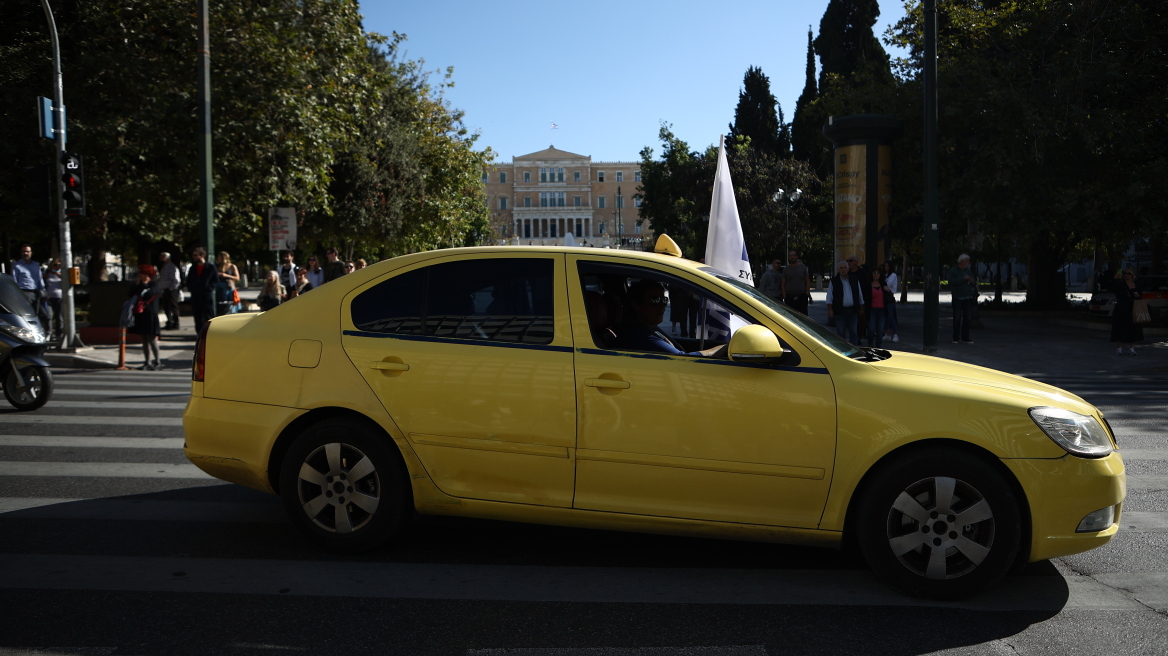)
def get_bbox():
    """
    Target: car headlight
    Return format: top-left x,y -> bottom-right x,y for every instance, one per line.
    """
0,324 -> 46,344
1028,407 -> 1113,458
